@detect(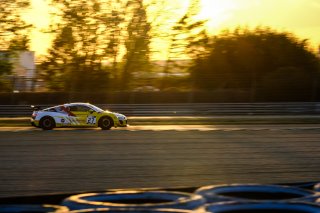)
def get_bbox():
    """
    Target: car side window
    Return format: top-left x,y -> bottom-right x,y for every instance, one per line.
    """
55,106 -> 65,112
44,107 -> 57,112
49,108 -> 57,112
69,106 -> 78,112
75,105 -> 91,112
